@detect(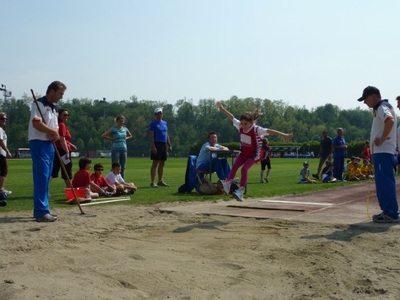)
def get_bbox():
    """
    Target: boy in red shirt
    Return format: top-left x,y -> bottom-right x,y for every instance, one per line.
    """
90,163 -> 116,196
72,158 -> 99,199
